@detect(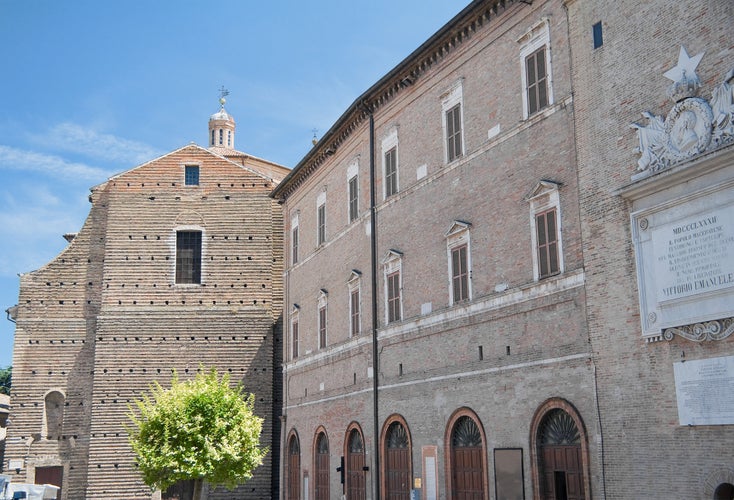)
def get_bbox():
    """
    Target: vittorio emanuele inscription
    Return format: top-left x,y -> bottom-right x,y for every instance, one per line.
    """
652,207 -> 734,303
